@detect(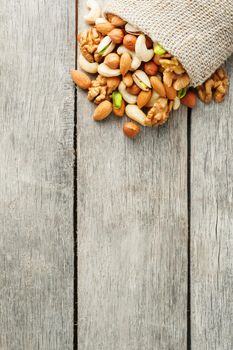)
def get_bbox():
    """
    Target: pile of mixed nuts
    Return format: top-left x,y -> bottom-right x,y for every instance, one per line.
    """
71,0 -> 229,139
